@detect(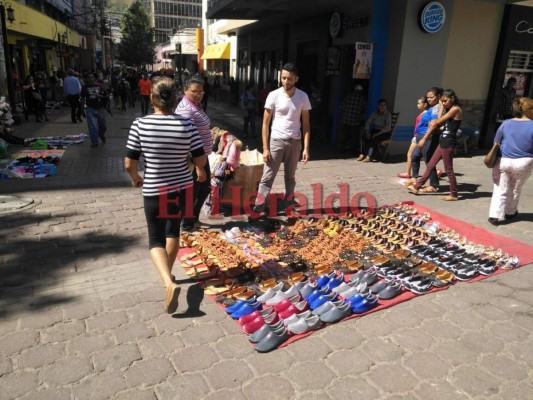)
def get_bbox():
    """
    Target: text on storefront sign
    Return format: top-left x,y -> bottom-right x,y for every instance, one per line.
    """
515,20 -> 533,34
